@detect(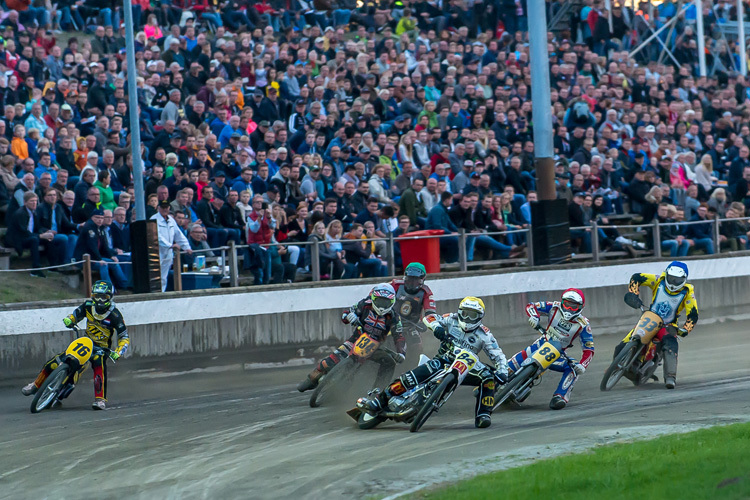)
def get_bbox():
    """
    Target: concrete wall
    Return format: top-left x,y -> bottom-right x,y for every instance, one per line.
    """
2,255 -> 750,375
